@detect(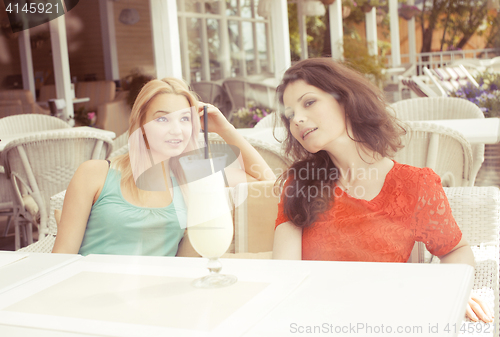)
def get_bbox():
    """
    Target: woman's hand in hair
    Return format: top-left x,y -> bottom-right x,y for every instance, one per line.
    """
197,102 -> 233,136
